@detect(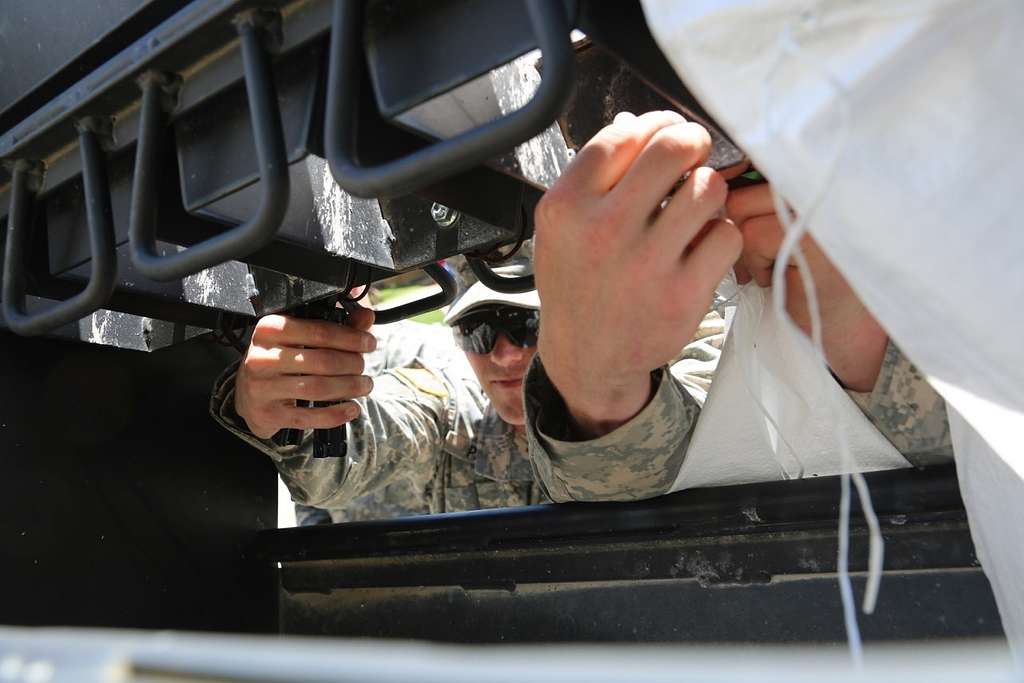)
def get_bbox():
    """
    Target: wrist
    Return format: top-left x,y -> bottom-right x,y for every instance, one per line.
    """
822,311 -> 888,393
541,355 -> 654,439
565,375 -> 655,439
234,392 -> 277,440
